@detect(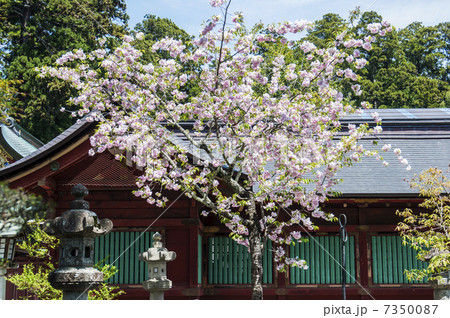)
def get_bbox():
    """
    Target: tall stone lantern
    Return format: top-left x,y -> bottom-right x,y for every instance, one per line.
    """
47,184 -> 113,300
432,270 -> 450,300
139,232 -> 176,300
